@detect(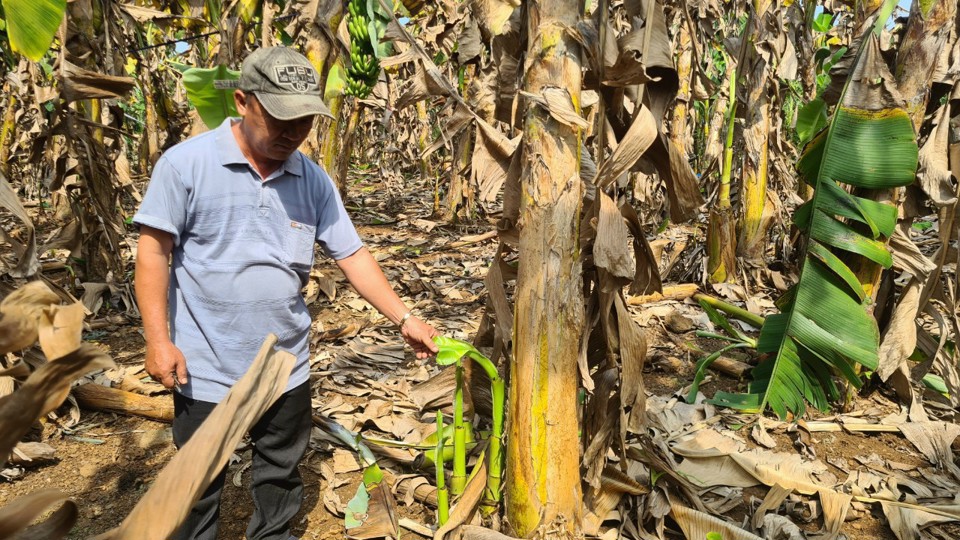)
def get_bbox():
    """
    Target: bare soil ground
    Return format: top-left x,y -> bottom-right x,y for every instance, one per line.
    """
1,175 -> 958,540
